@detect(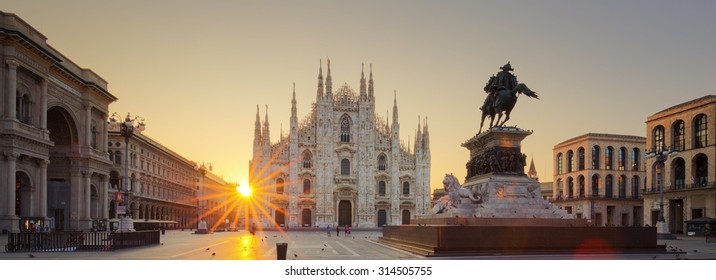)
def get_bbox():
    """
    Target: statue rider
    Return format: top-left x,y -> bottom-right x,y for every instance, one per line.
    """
481,62 -> 518,111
